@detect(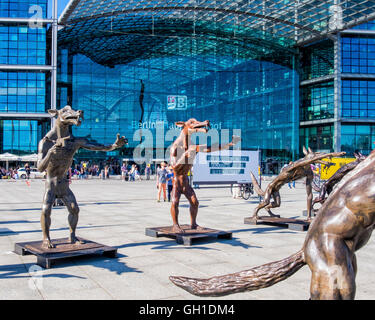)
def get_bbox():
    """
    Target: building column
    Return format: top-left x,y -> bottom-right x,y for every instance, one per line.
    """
50,0 -> 58,126
333,32 -> 341,152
